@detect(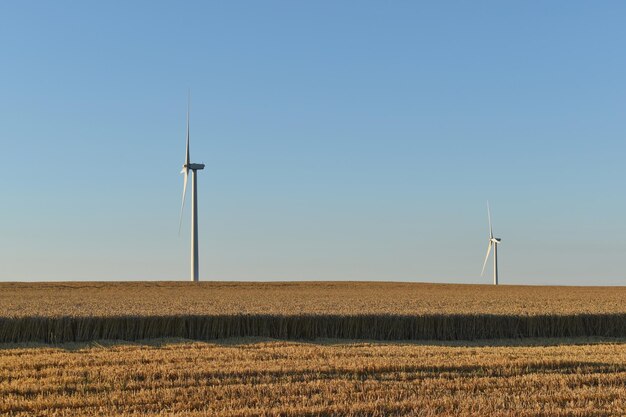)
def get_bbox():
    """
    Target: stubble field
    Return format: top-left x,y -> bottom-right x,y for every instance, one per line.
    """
3,338 -> 626,416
